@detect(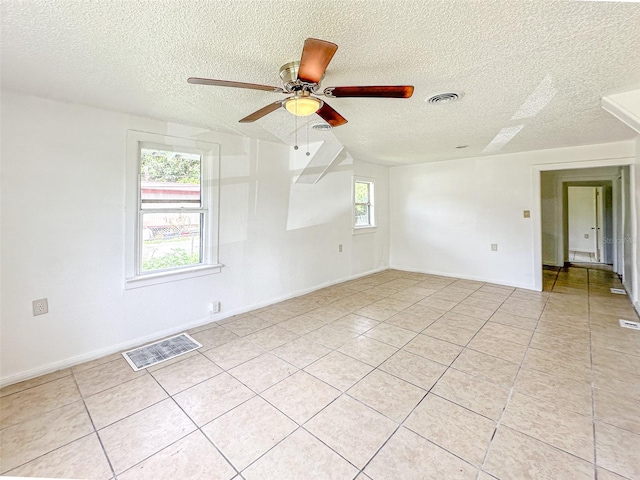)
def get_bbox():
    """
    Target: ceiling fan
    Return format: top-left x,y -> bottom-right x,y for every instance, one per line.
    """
188,38 -> 414,127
